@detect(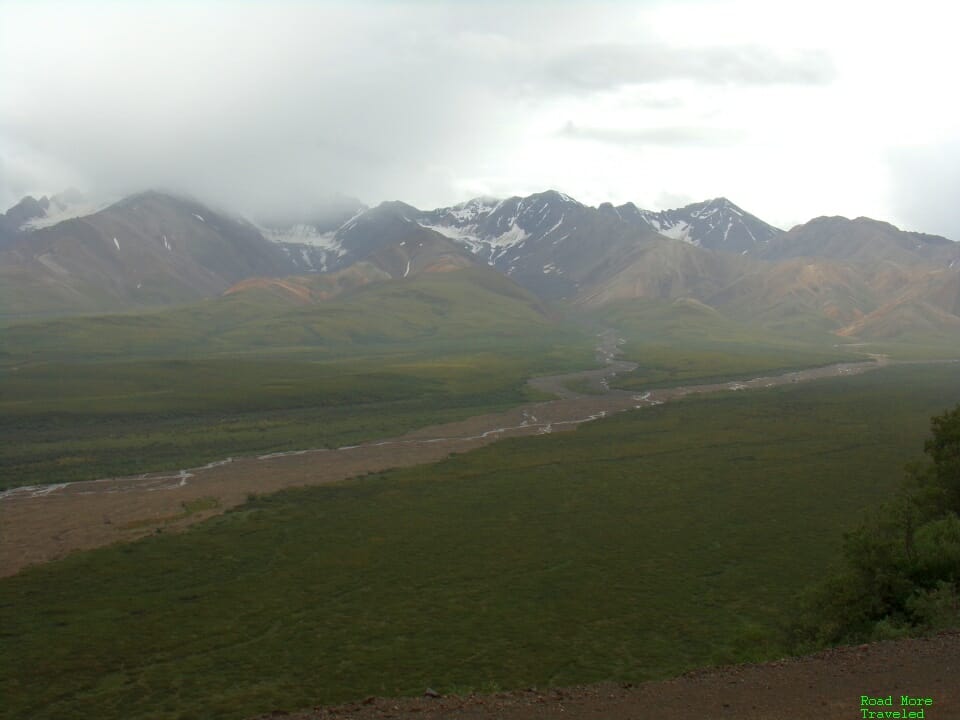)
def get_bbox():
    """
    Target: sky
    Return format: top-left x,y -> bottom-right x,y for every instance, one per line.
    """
2,0 -> 959,237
